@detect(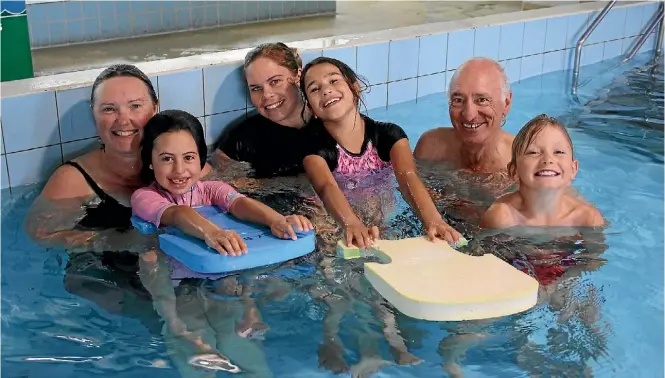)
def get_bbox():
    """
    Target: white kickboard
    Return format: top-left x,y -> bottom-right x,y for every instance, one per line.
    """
340,237 -> 539,321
